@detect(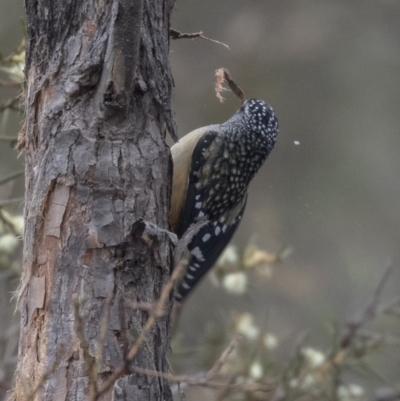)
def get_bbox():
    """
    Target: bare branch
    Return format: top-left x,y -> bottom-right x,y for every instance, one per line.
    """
127,335 -> 275,400
357,329 -> 400,347
380,297 -> 400,318
173,218 -> 209,263
0,197 -> 24,206
0,170 -> 24,186
0,80 -> 23,87
341,264 -> 394,348
125,300 -> 158,314
0,98 -> 21,113
131,365 -> 273,393
205,336 -> 240,380
170,28 -> 230,50
0,208 -> 21,236
0,136 -> 18,142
